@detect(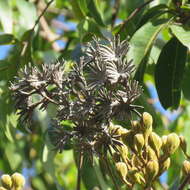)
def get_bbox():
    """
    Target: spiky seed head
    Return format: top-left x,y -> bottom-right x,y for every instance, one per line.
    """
11,173 -> 25,188
0,175 -> 12,189
182,160 -> 190,175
